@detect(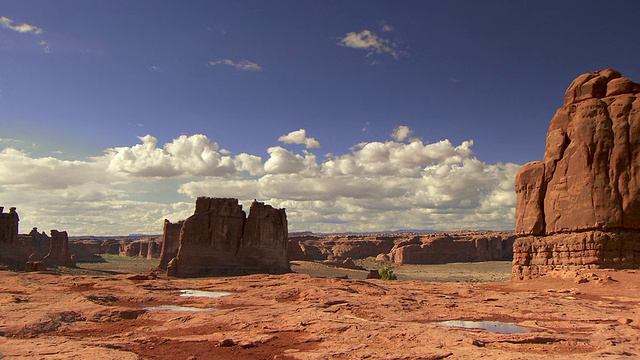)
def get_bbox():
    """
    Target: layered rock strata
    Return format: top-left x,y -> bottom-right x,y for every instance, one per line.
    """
514,69 -> 640,279
169,198 -> 290,277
